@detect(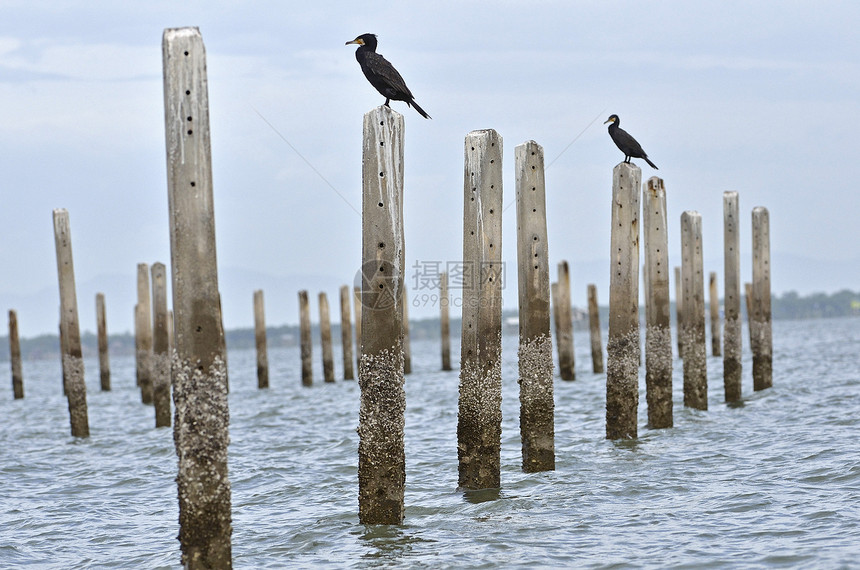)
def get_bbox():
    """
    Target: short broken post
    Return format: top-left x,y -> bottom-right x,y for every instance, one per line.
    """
709,271 -> 721,357
515,140 -> 555,470
458,129 -> 503,489
554,261 -> 575,381
751,207 -> 772,391
319,292 -> 335,383
722,192 -> 742,402
253,290 -> 269,389
151,262 -> 171,428
163,27 -> 232,568
96,293 -> 110,391
440,272 -> 452,371
587,284 -> 604,373
681,211 -> 707,410
9,310 -> 24,399
53,208 -> 89,438
339,285 -> 355,380
606,163 -> 641,440
298,290 -> 313,387
357,105 -> 406,524
136,263 -> 154,405
642,177 -> 672,428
